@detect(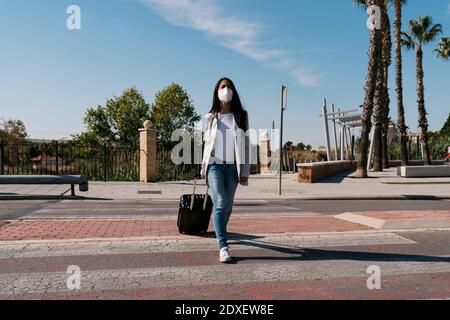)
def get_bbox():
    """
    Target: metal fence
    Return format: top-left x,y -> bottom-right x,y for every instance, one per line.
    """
0,139 -> 299,181
157,148 -> 201,182
0,140 -> 139,182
